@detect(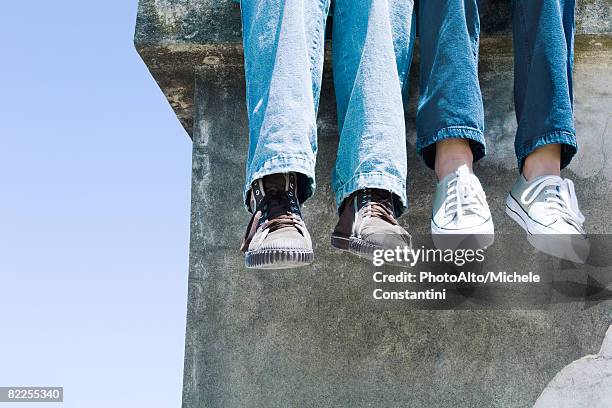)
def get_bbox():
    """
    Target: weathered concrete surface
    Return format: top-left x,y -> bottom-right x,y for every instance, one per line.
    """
135,0 -> 612,45
534,325 -> 612,407
134,0 -> 612,134
134,1 -> 612,407
181,56 -> 612,407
